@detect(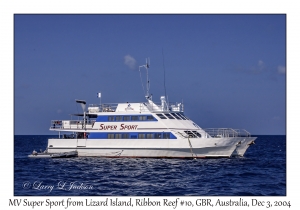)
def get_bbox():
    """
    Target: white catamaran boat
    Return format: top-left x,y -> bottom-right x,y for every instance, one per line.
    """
31,59 -> 256,158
